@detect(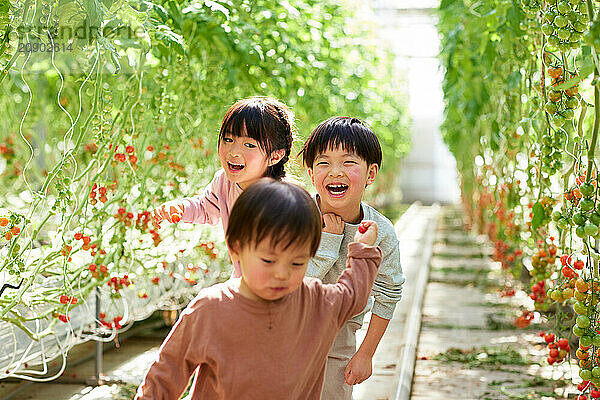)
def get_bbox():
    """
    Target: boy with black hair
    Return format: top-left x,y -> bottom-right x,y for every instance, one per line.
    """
300,116 -> 405,400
